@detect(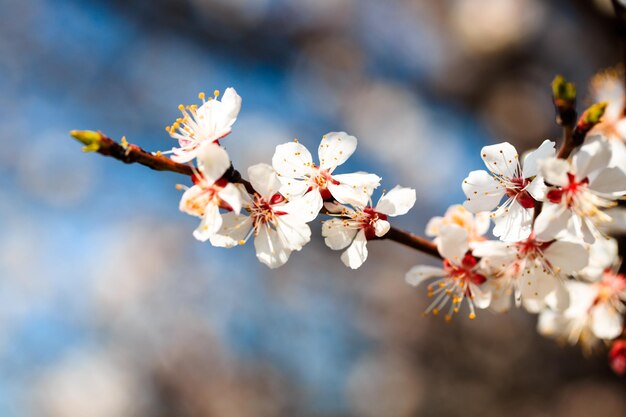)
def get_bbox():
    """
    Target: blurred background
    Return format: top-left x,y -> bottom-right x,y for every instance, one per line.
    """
1,0 -> 626,416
